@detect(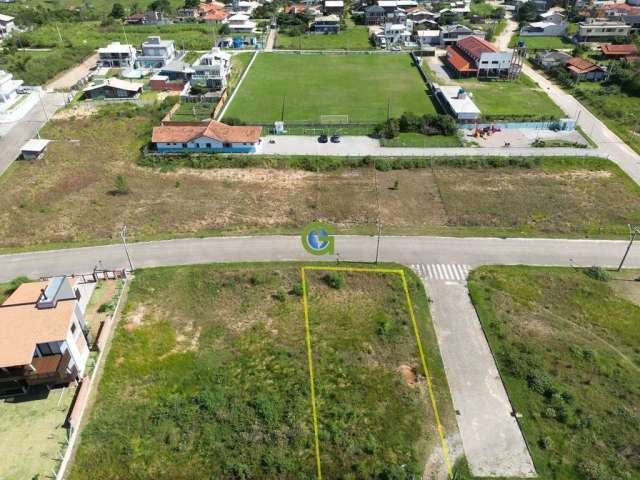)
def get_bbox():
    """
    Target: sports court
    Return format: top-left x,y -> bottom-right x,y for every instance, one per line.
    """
223,53 -> 438,124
